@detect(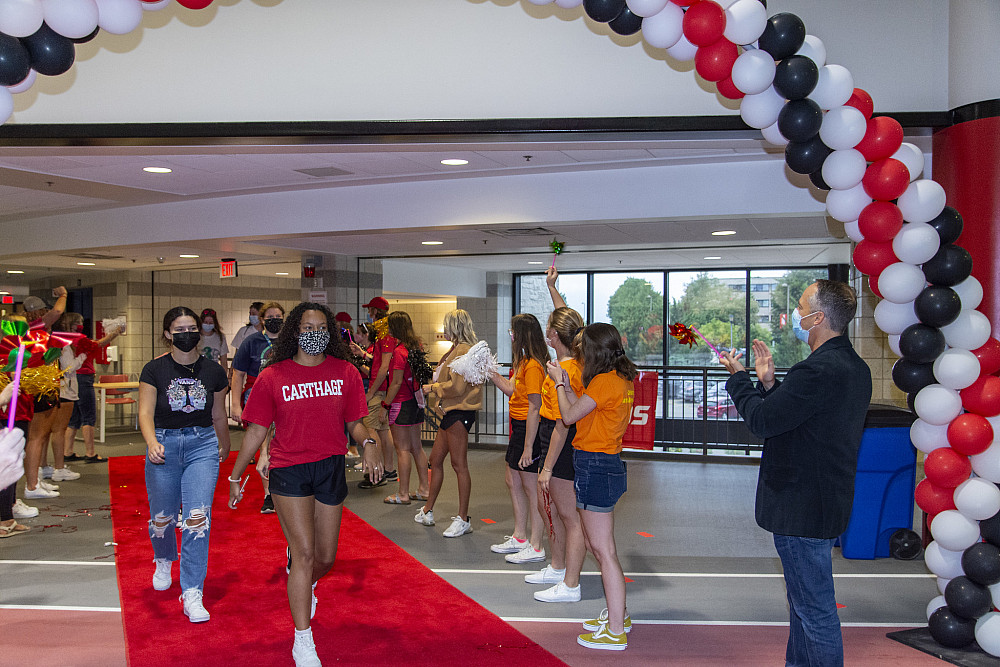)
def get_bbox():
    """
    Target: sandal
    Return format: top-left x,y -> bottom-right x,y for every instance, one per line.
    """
383,493 -> 411,505
0,520 -> 30,538
412,492 -> 429,501
64,453 -> 83,462
85,455 -> 106,463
